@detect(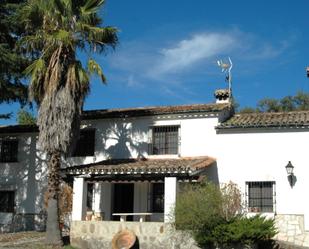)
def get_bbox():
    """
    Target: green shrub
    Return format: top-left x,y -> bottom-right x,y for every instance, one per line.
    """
175,181 -> 224,232
174,180 -> 277,248
212,215 -> 278,246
